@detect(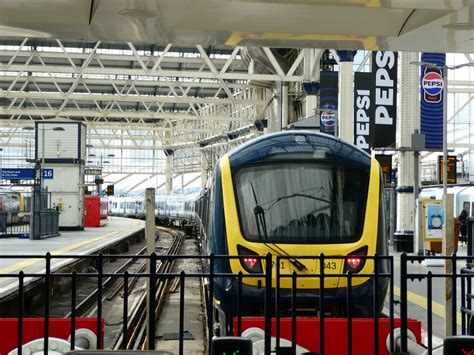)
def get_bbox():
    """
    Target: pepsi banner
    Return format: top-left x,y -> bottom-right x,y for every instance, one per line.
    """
354,72 -> 373,153
319,71 -> 338,135
420,53 -> 446,149
371,51 -> 397,148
